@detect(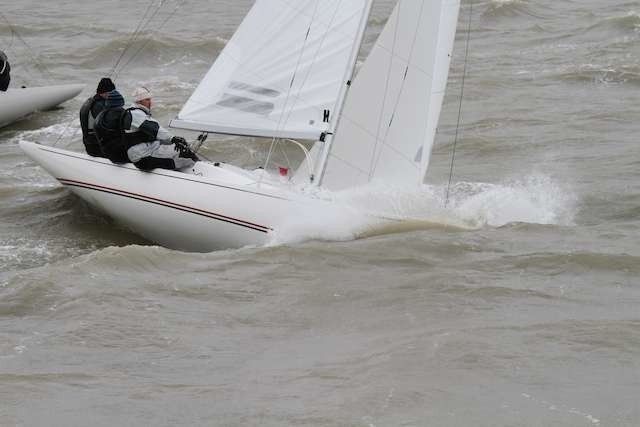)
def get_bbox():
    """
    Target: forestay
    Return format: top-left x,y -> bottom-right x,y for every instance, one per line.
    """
316,0 -> 461,190
170,0 -> 371,140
